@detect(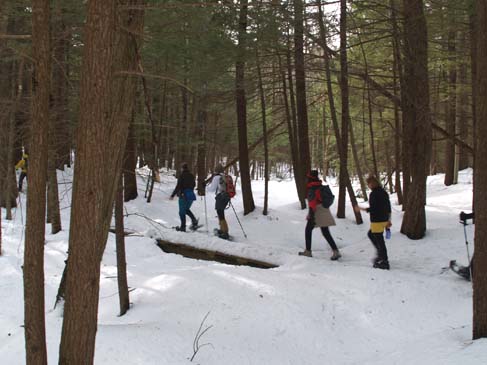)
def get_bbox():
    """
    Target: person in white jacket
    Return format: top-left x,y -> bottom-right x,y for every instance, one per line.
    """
207,164 -> 230,239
